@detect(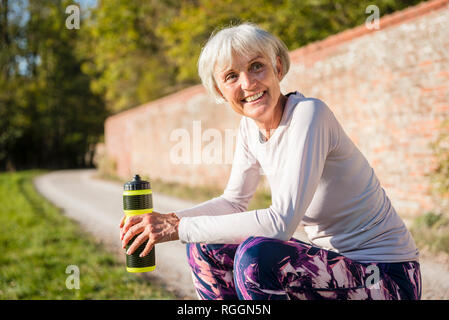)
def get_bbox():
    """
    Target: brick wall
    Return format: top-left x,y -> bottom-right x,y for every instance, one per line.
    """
104,0 -> 449,218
